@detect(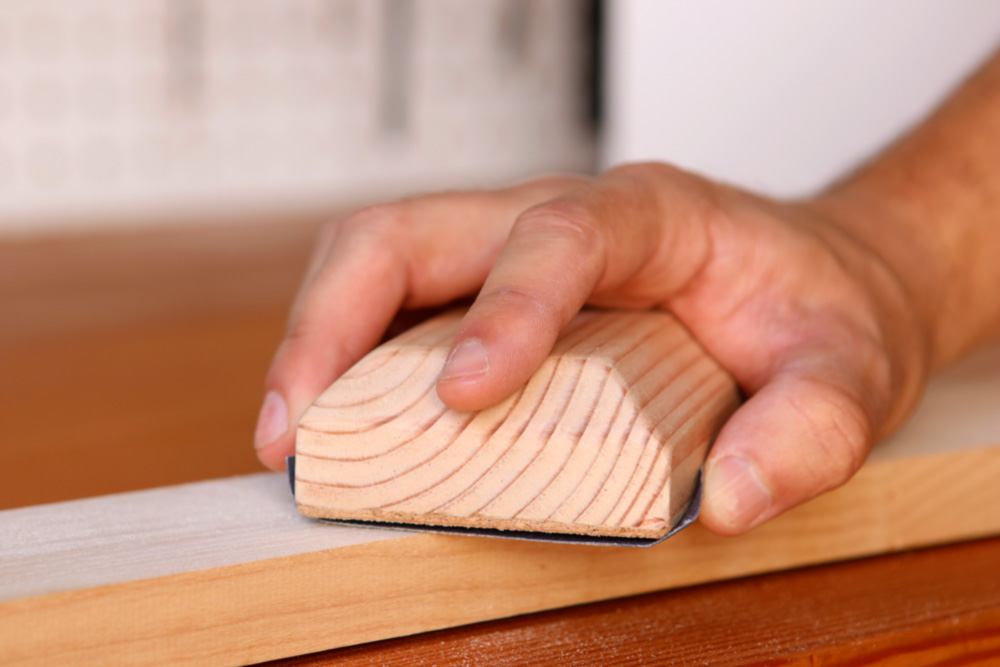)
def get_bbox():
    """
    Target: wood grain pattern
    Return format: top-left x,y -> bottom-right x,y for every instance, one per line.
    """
295,309 -> 741,539
3,336 -> 1000,665
266,536 -> 1000,667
